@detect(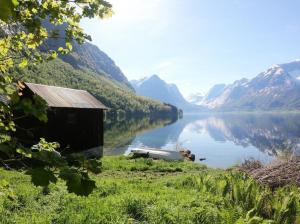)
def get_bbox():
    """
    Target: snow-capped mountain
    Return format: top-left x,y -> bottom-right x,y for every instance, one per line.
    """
131,75 -> 199,111
203,84 -> 227,102
187,84 -> 228,107
186,92 -> 205,105
278,60 -> 300,80
197,60 -> 300,110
